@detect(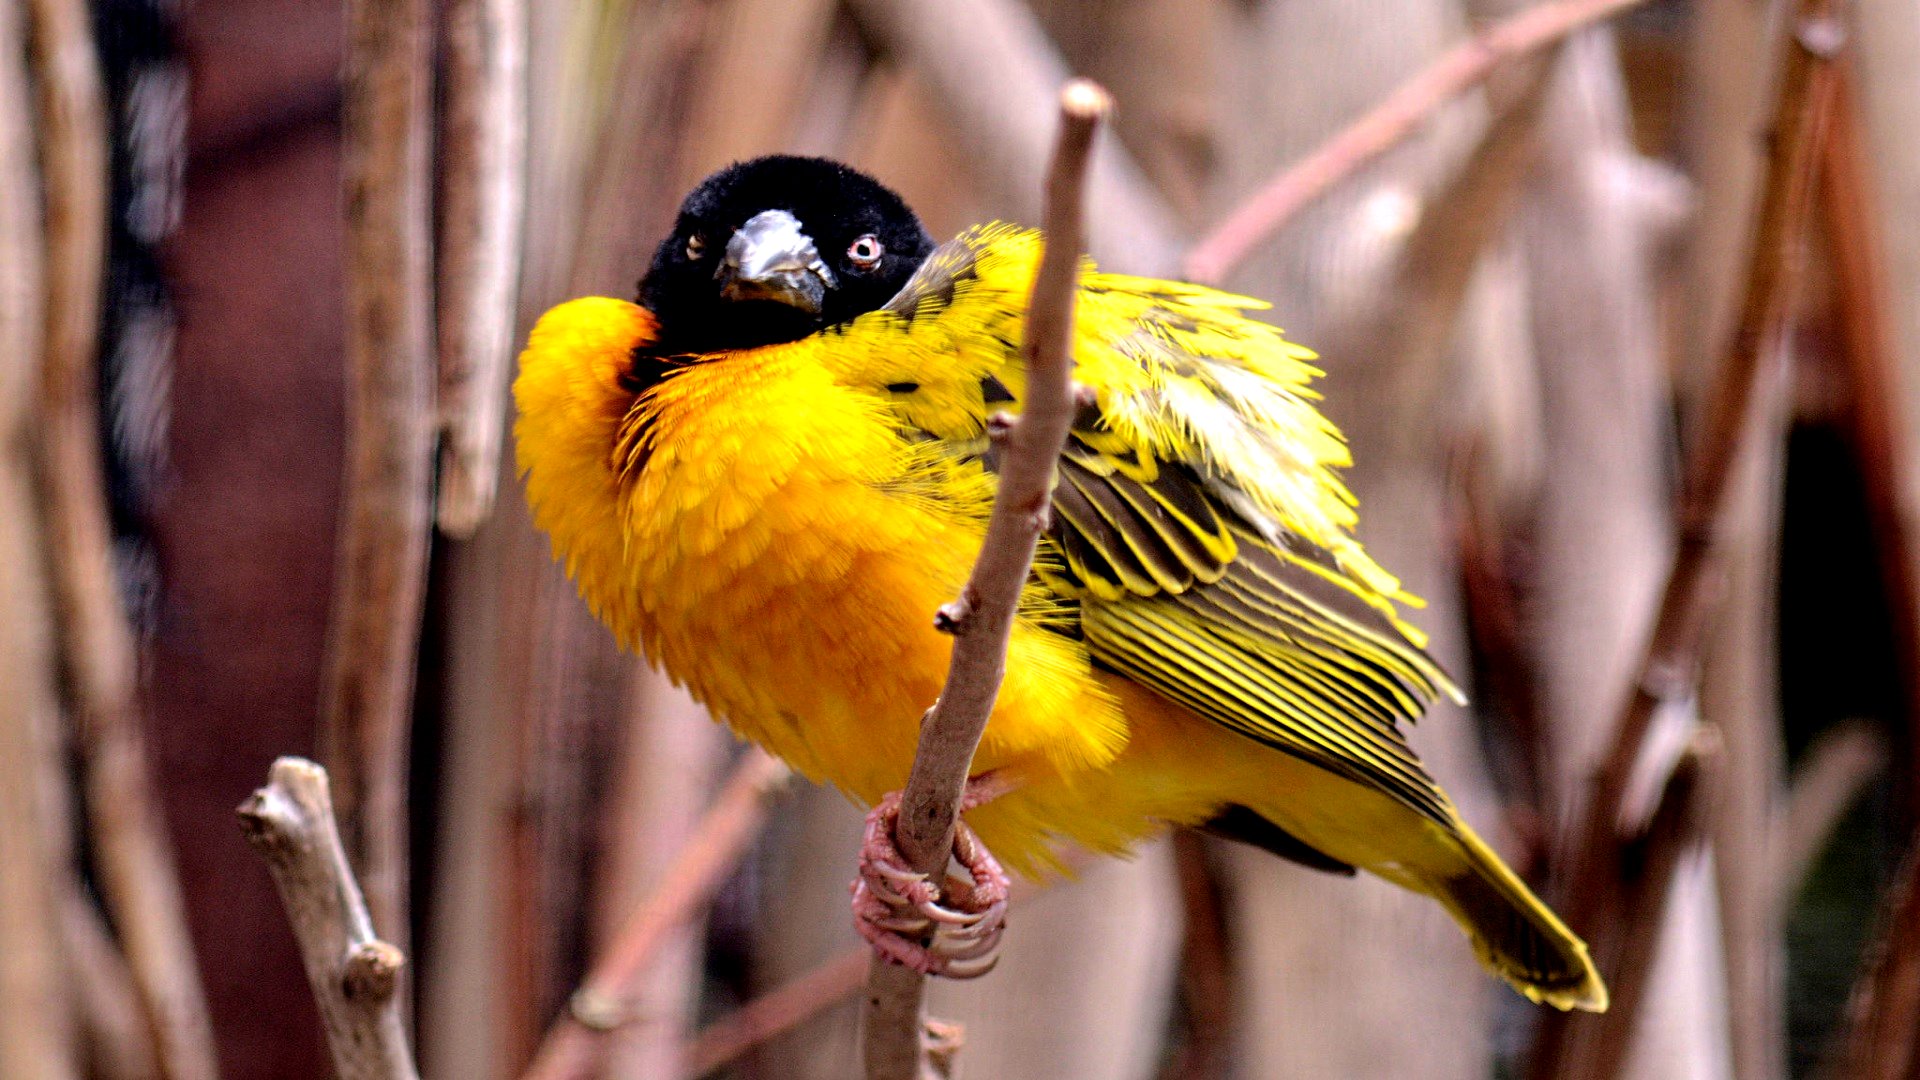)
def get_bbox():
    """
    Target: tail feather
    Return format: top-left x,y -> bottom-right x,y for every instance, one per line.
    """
1426,823 -> 1608,1013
